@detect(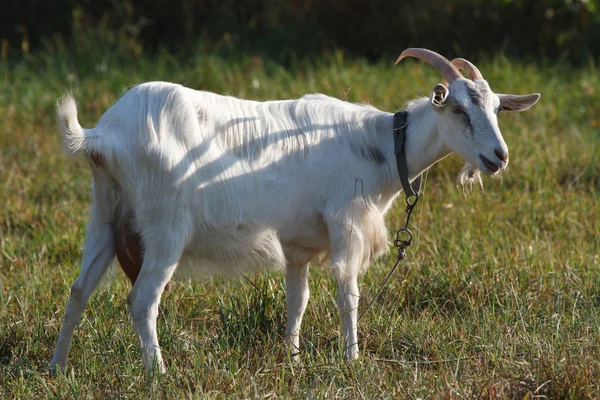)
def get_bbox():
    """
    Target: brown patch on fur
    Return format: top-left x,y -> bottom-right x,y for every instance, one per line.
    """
114,216 -> 171,291
90,151 -> 104,167
114,218 -> 143,285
